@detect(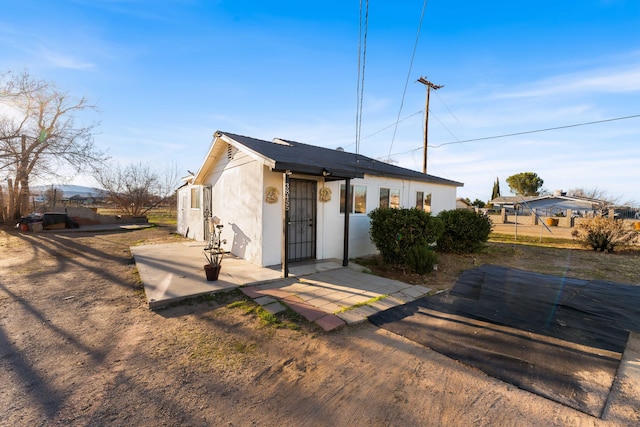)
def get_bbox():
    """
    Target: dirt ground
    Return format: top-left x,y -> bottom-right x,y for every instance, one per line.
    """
1,225 -> 639,426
